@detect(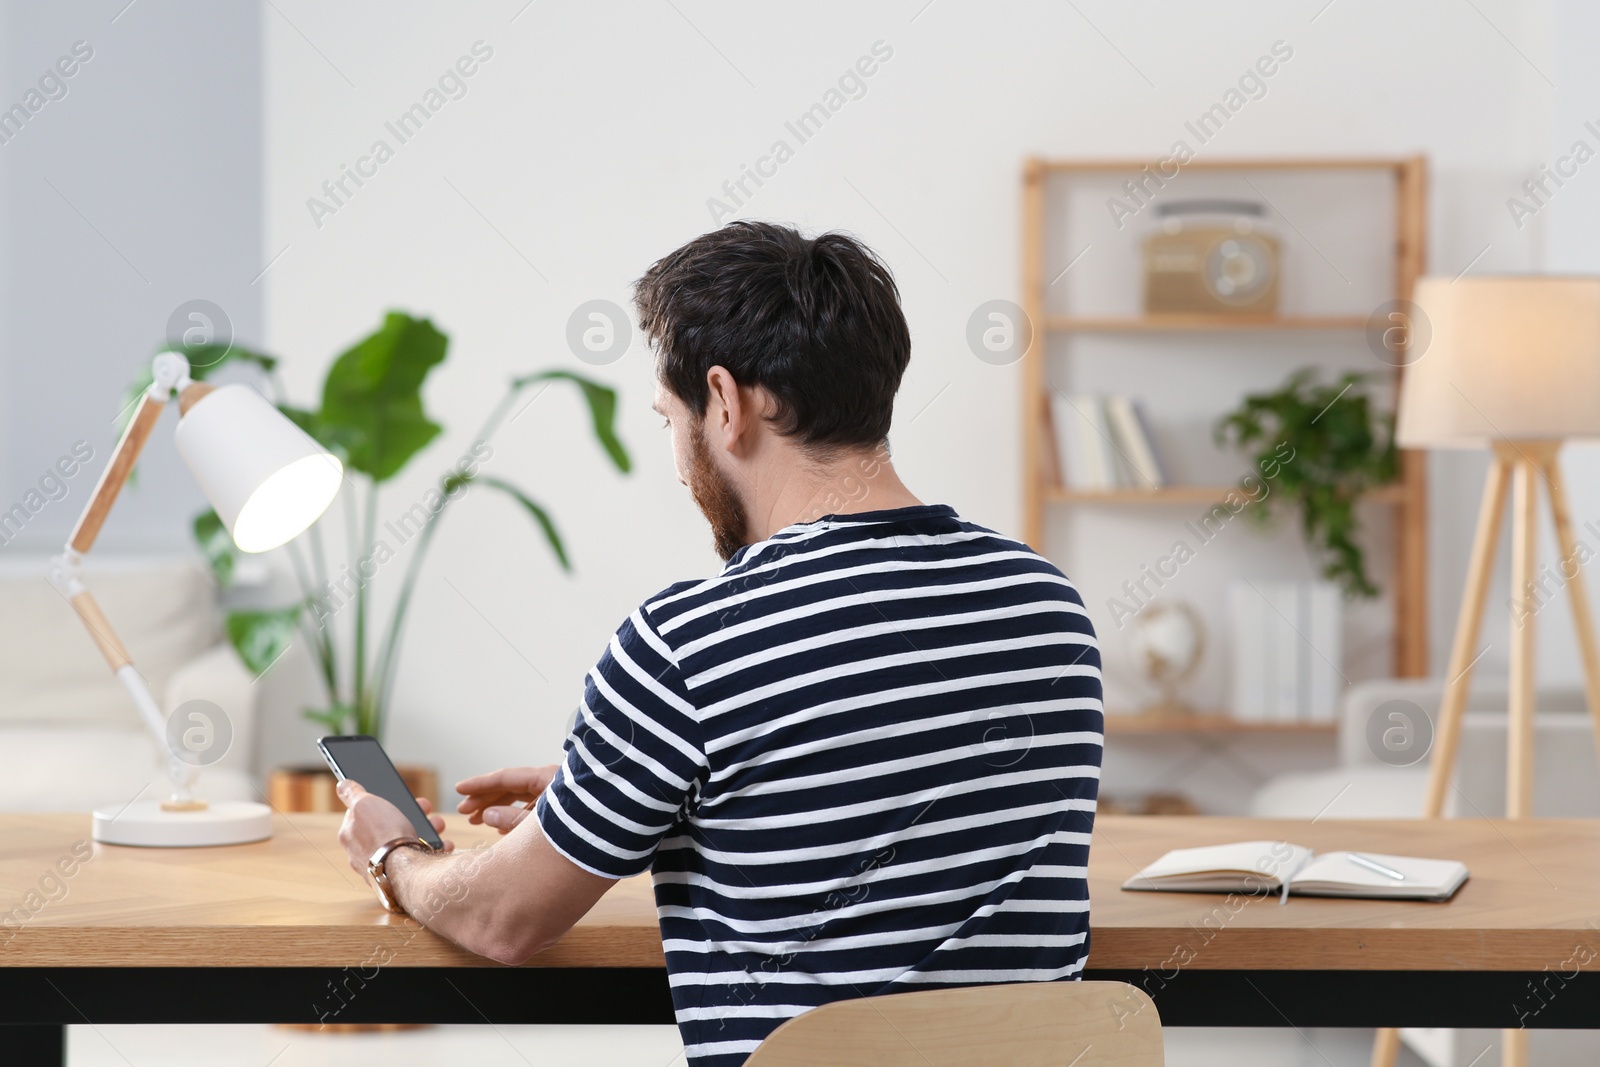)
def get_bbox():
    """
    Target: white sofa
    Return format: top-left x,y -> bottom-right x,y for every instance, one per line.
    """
1253,677 -> 1600,1067
1251,676 -> 1600,820
0,555 -> 259,812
